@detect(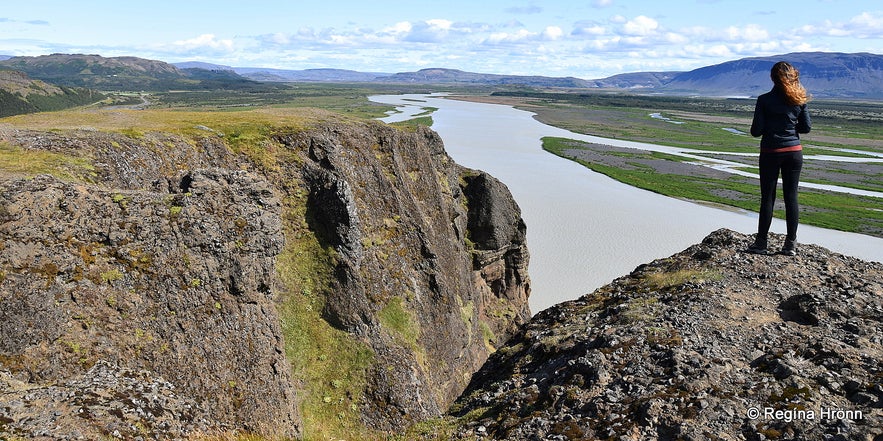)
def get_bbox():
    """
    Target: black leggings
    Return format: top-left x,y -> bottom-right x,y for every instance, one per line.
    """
757,150 -> 803,240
